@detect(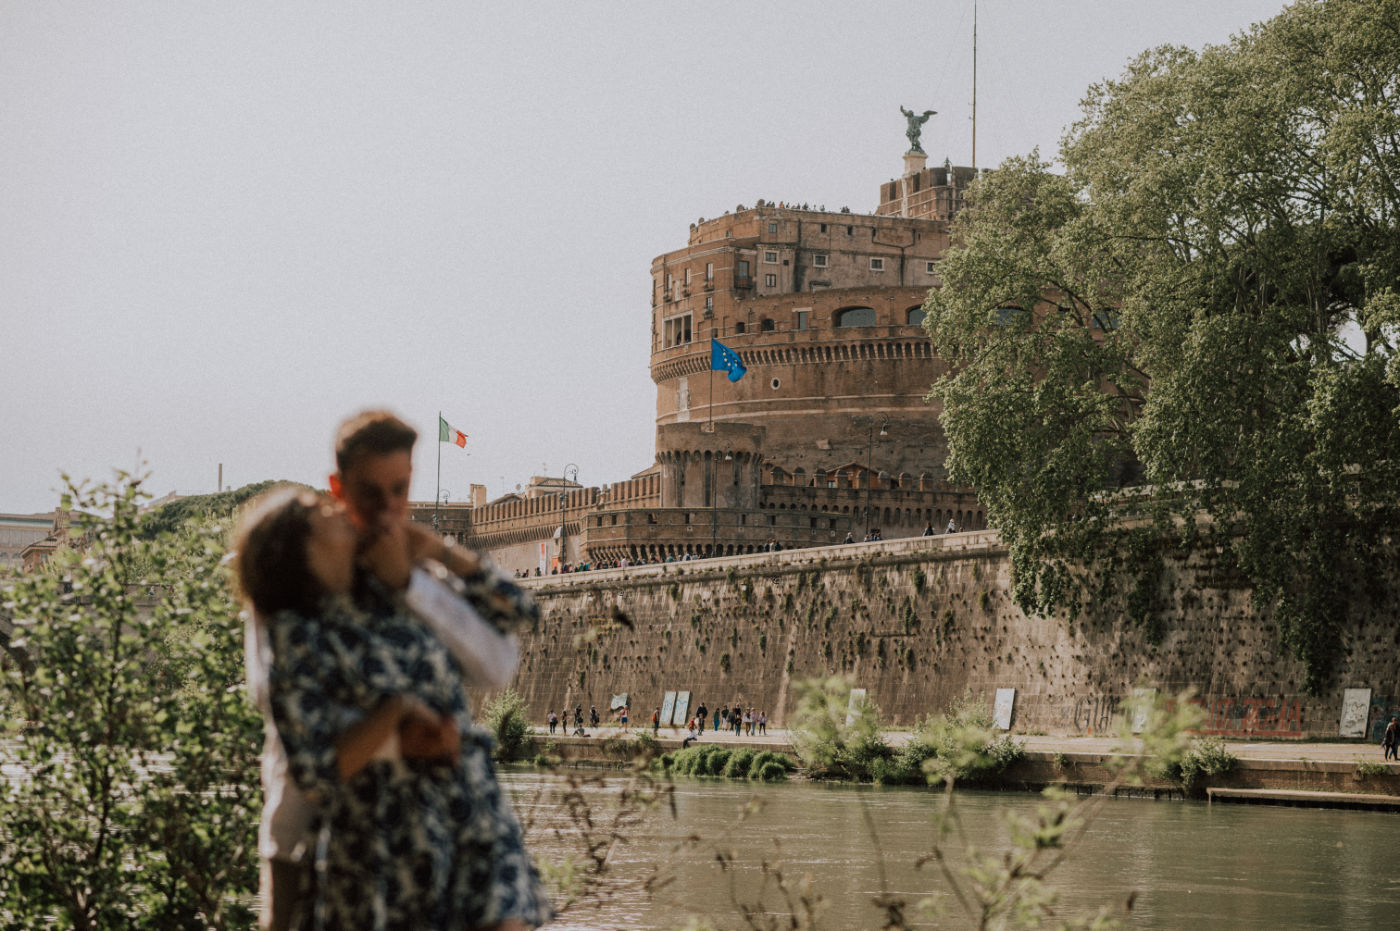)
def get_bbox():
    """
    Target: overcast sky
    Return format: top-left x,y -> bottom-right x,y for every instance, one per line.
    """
2,1 -> 1292,514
